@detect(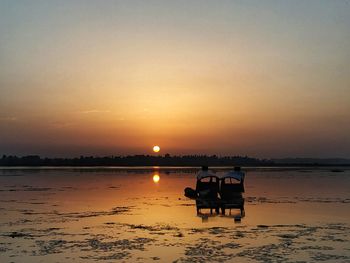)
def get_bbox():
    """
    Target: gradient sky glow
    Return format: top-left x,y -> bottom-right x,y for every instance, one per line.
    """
0,0 -> 349,157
